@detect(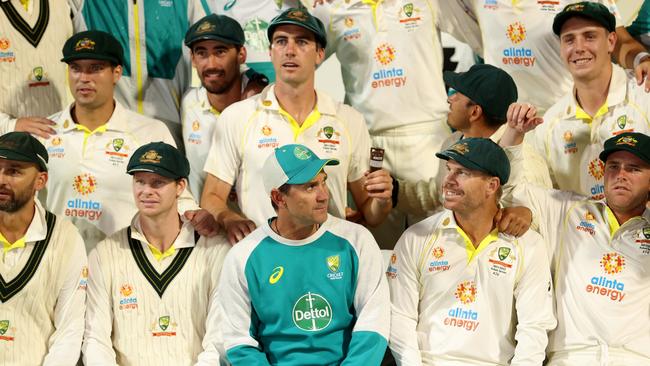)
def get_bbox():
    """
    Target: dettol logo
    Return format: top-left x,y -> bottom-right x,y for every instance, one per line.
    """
292,292 -> 332,331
